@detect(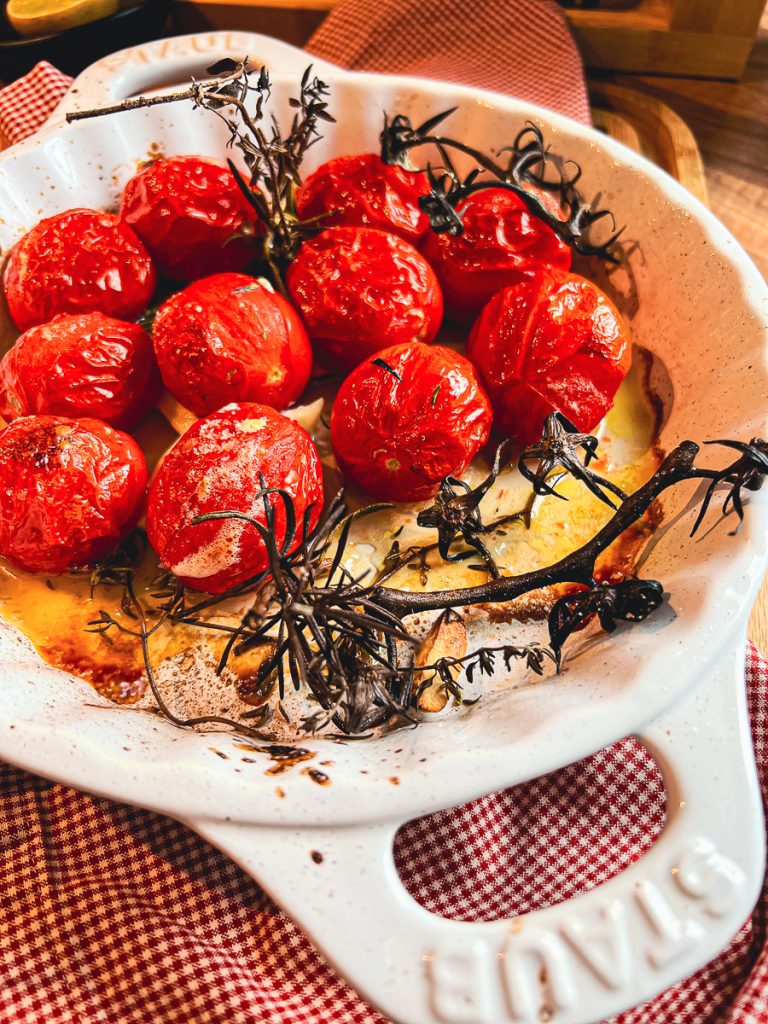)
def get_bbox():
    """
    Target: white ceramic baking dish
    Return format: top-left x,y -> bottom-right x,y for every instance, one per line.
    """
1,31 -> 767,1024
